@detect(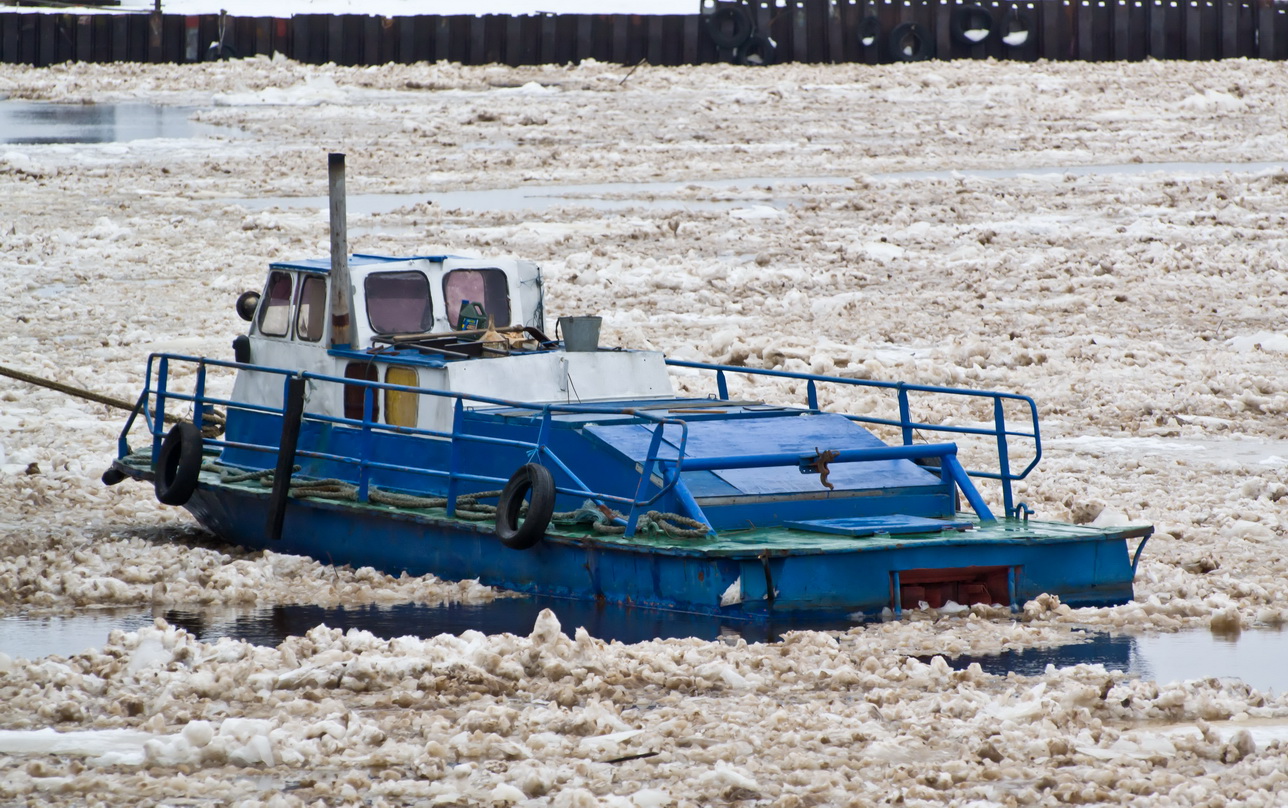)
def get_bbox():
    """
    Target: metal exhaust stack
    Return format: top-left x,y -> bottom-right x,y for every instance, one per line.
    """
328,152 -> 354,349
